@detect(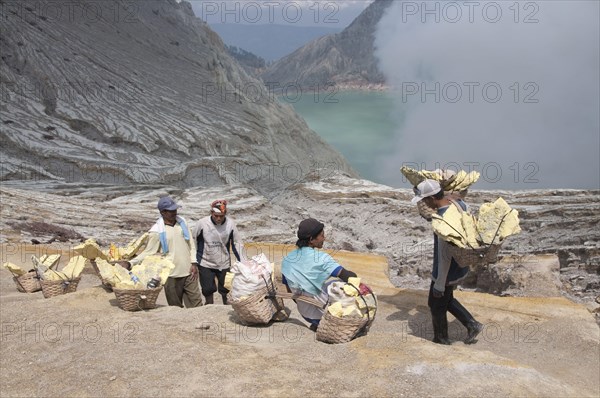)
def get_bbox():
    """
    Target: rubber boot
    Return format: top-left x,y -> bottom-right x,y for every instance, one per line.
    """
465,321 -> 484,344
204,294 -> 214,305
448,299 -> 482,344
221,293 -> 228,305
431,312 -> 451,345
